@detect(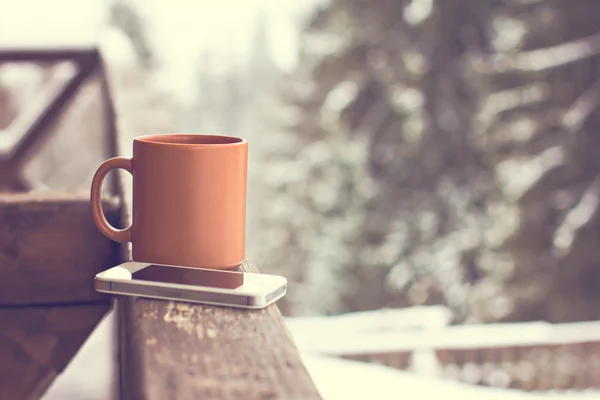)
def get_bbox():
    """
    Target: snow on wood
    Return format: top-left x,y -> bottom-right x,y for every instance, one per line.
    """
287,309 -> 600,355
301,354 -> 600,400
285,305 -> 451,334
